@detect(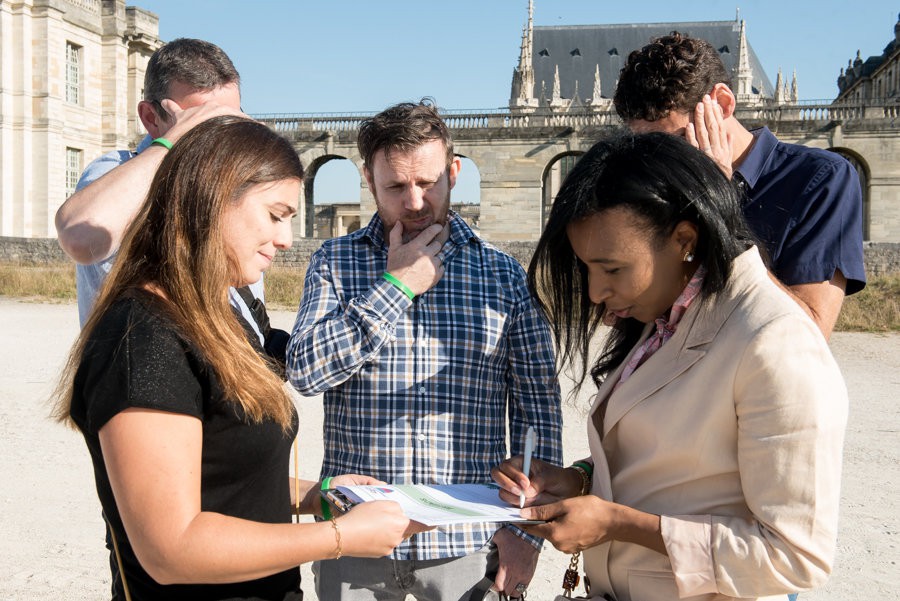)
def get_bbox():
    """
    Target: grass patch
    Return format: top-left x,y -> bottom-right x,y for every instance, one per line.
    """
835,275 -> 900,332
1,261 -> 897,331
262,265 -> 307,310
0,262 -> 76,301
